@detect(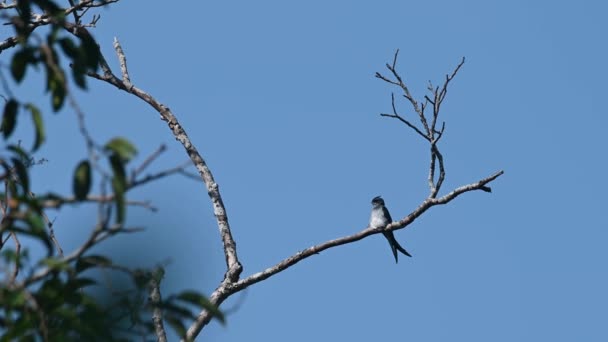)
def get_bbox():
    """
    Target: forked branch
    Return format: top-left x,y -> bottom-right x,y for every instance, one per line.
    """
377,51 -> 466,198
